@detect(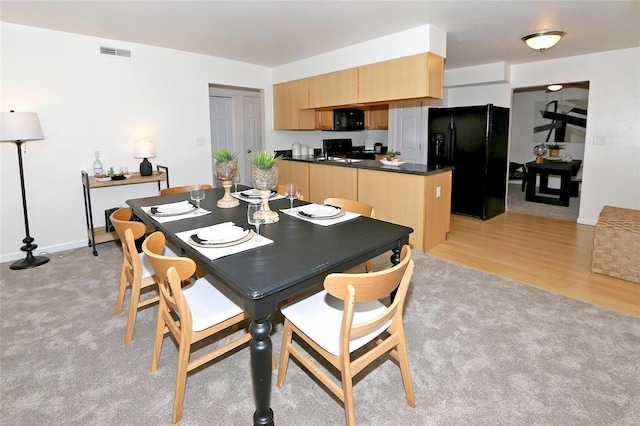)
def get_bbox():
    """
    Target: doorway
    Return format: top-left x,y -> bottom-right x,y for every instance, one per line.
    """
209,85 -> 264,186
507,82 -> 589,221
